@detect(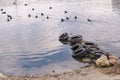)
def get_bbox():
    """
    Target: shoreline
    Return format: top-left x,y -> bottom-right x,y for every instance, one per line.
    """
1,64 -> 120,80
